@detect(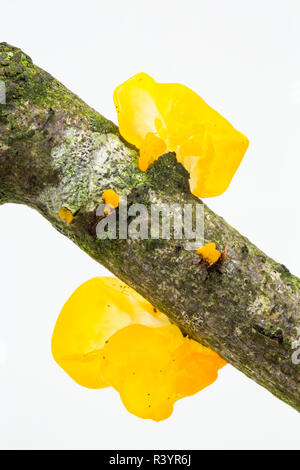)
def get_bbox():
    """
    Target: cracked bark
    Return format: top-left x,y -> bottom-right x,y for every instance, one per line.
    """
0,43 -> 299,412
